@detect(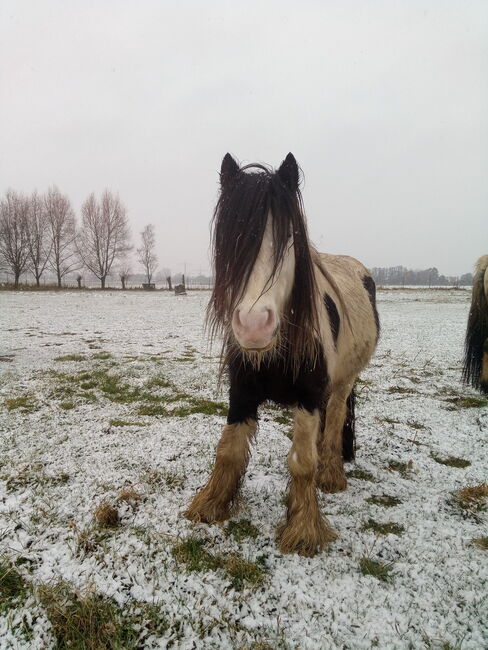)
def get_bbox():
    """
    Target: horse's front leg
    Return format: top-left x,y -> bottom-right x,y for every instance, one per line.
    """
277,408 -> 337,556
185,391 -> 258,524
316,387 -> 351,493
